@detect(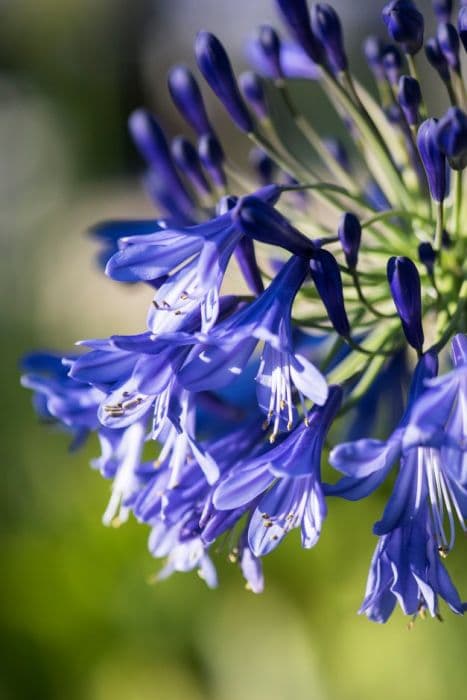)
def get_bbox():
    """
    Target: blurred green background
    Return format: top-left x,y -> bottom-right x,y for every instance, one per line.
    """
1,1 -> 466,698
